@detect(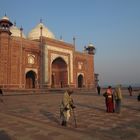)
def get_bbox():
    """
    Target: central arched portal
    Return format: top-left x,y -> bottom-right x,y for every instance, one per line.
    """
26,70 -> 36,88
51,57 -> 68,88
